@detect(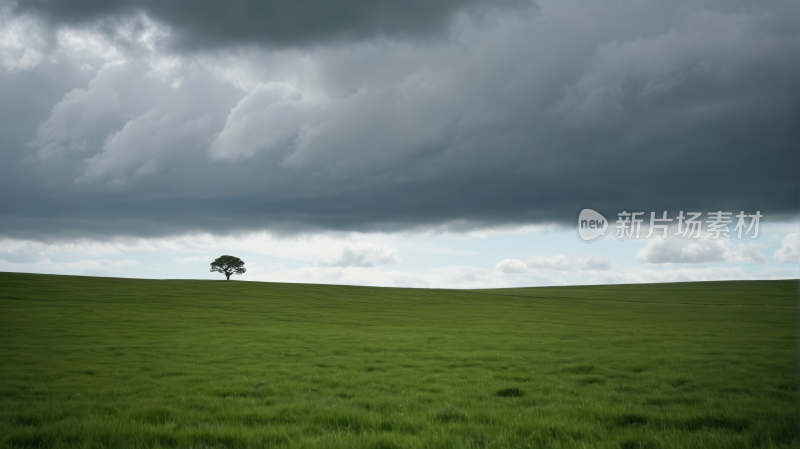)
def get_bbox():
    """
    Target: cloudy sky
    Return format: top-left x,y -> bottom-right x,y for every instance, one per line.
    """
0,0 -> 797,287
